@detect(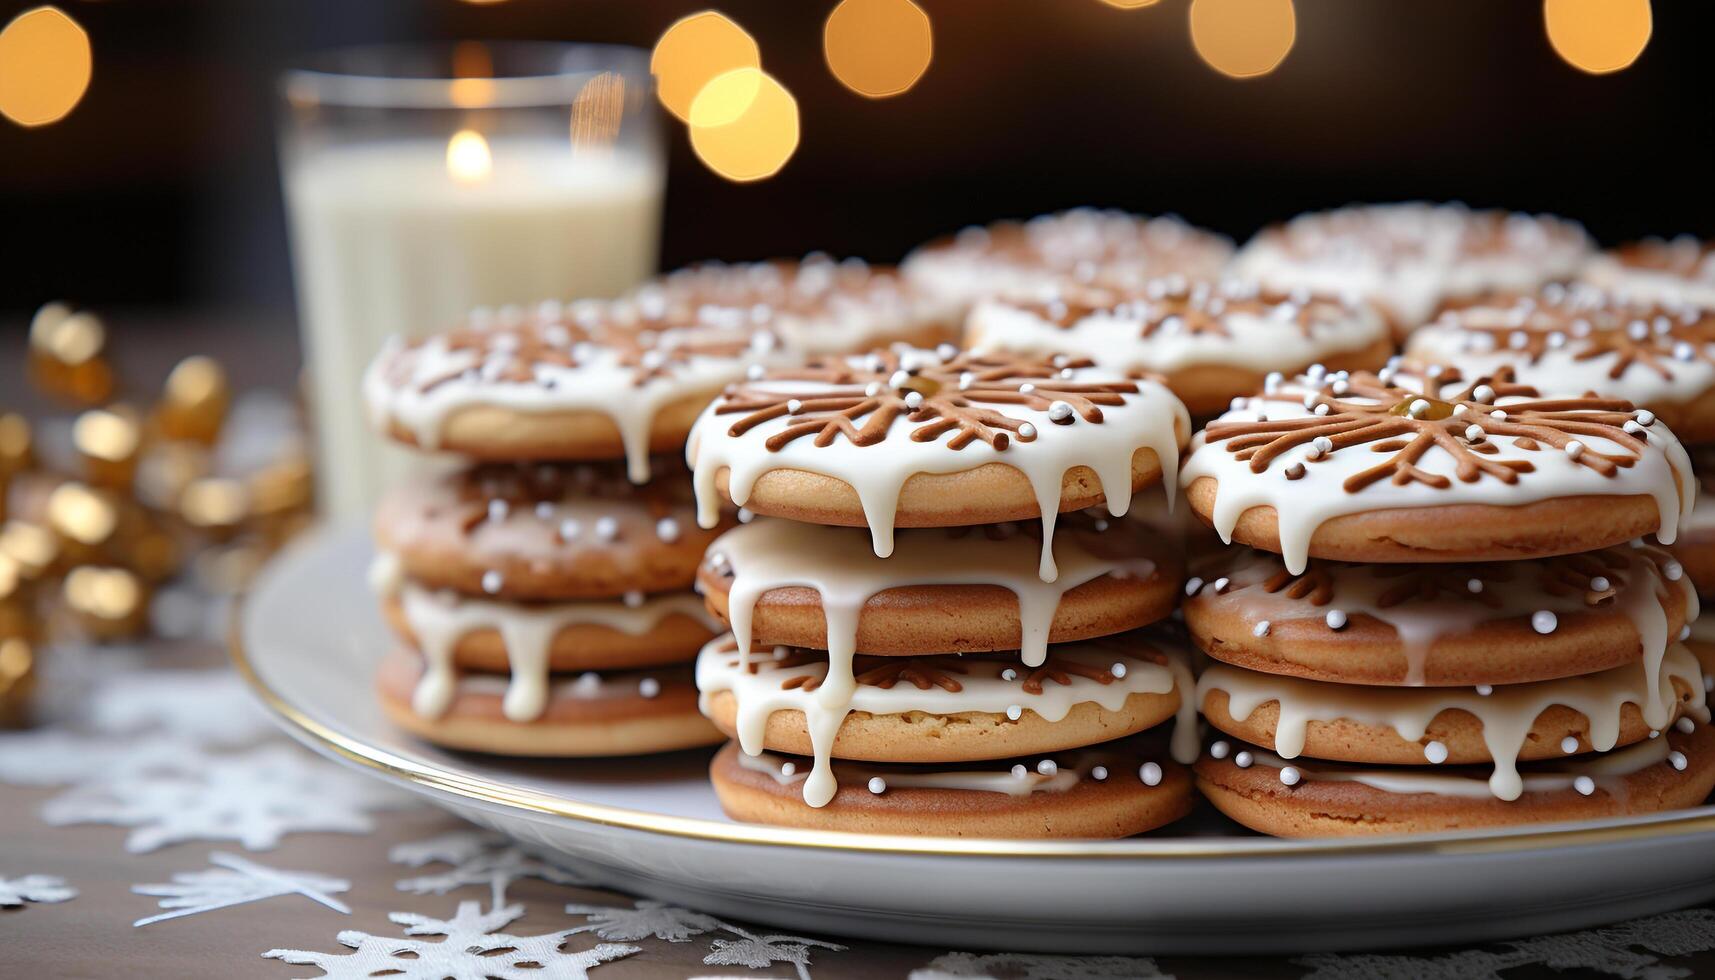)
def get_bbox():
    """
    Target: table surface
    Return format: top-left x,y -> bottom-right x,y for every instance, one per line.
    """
6,312 -> 1715,979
